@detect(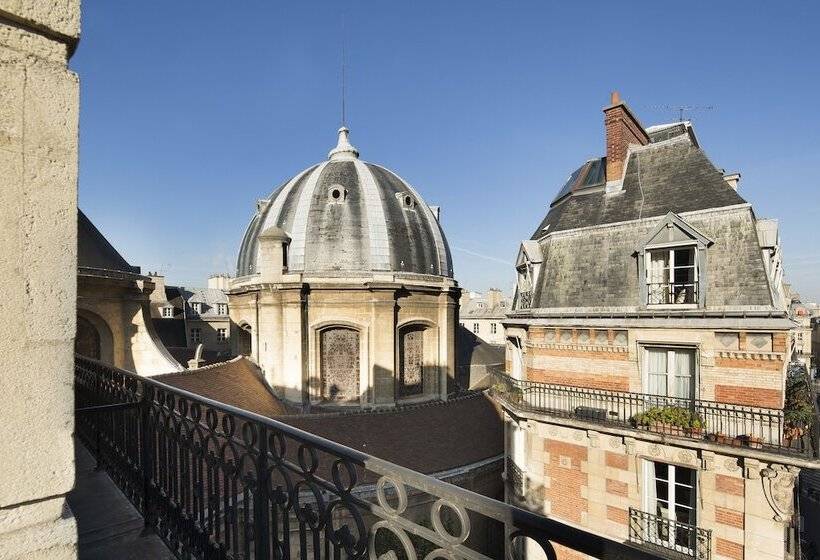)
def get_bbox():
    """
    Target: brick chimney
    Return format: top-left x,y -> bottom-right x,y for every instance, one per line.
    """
603,91 -> 649,183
